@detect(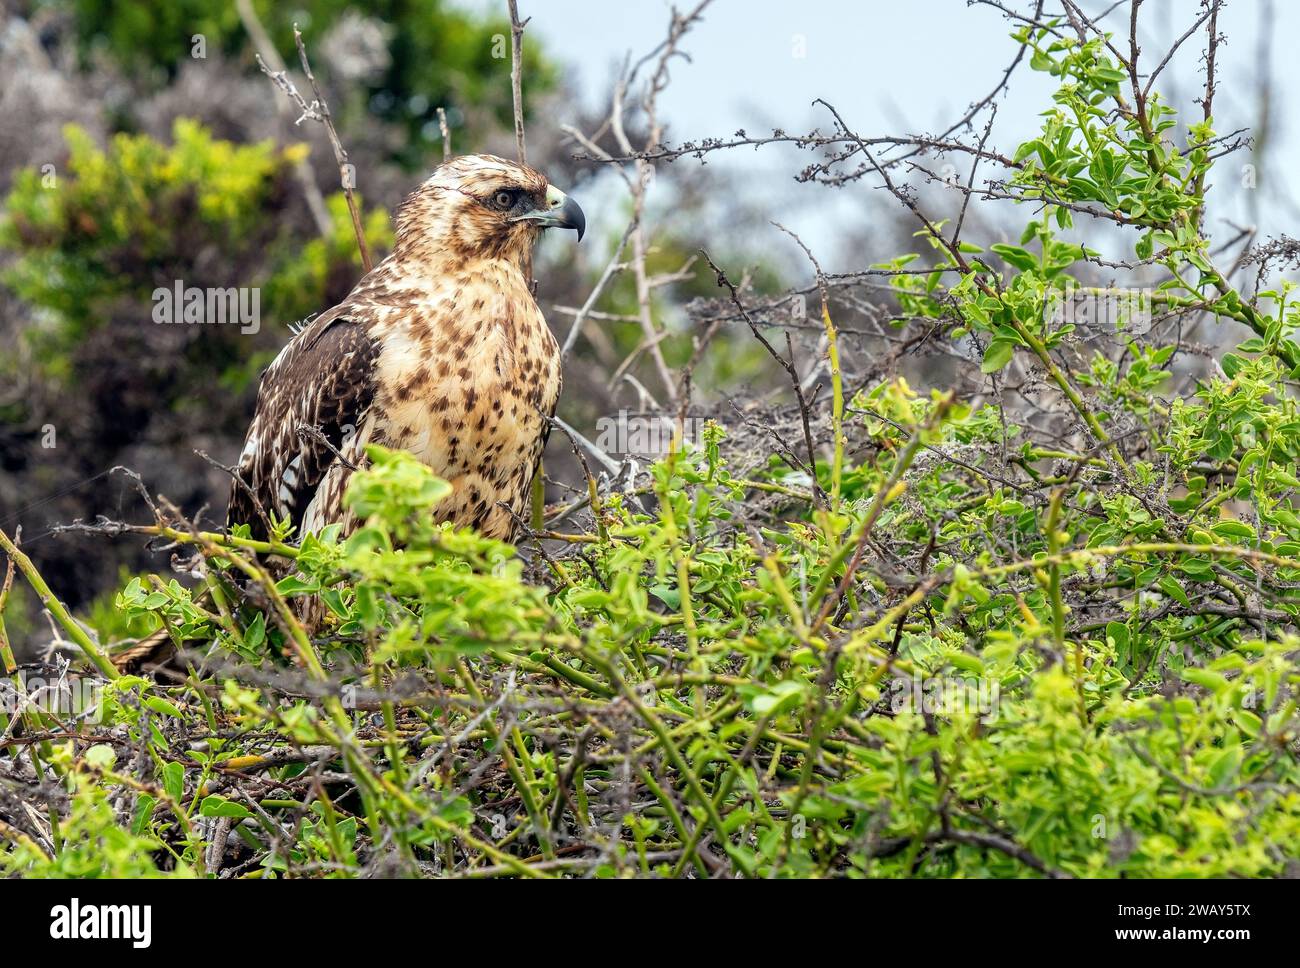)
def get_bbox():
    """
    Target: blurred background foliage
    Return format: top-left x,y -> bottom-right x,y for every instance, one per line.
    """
0,0 -> 781,647
67,0 -> 558,166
